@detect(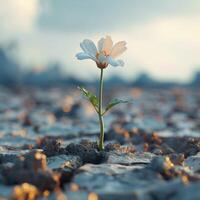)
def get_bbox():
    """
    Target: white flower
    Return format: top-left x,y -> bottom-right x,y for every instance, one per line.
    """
76,36 -> 127,69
